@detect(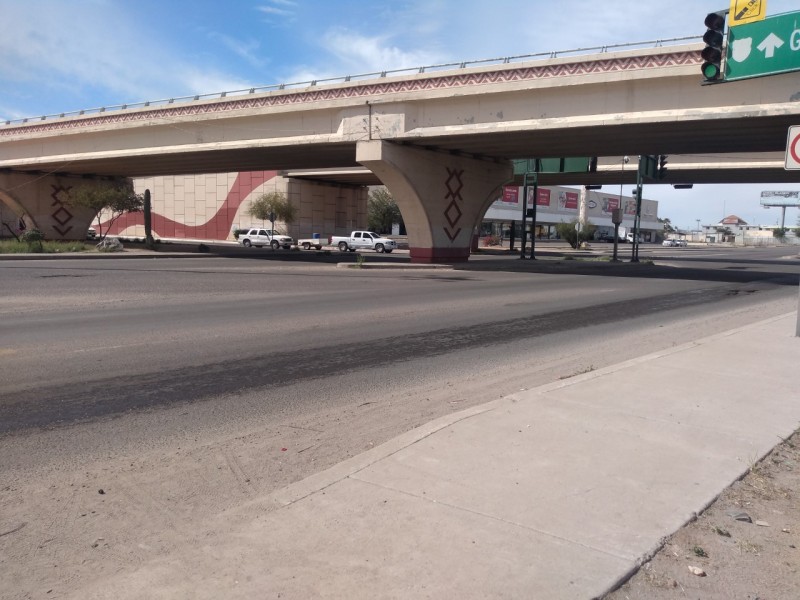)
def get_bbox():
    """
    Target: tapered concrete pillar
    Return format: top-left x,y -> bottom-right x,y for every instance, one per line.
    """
357,140 -> 512,263
0,172 -> 101,240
